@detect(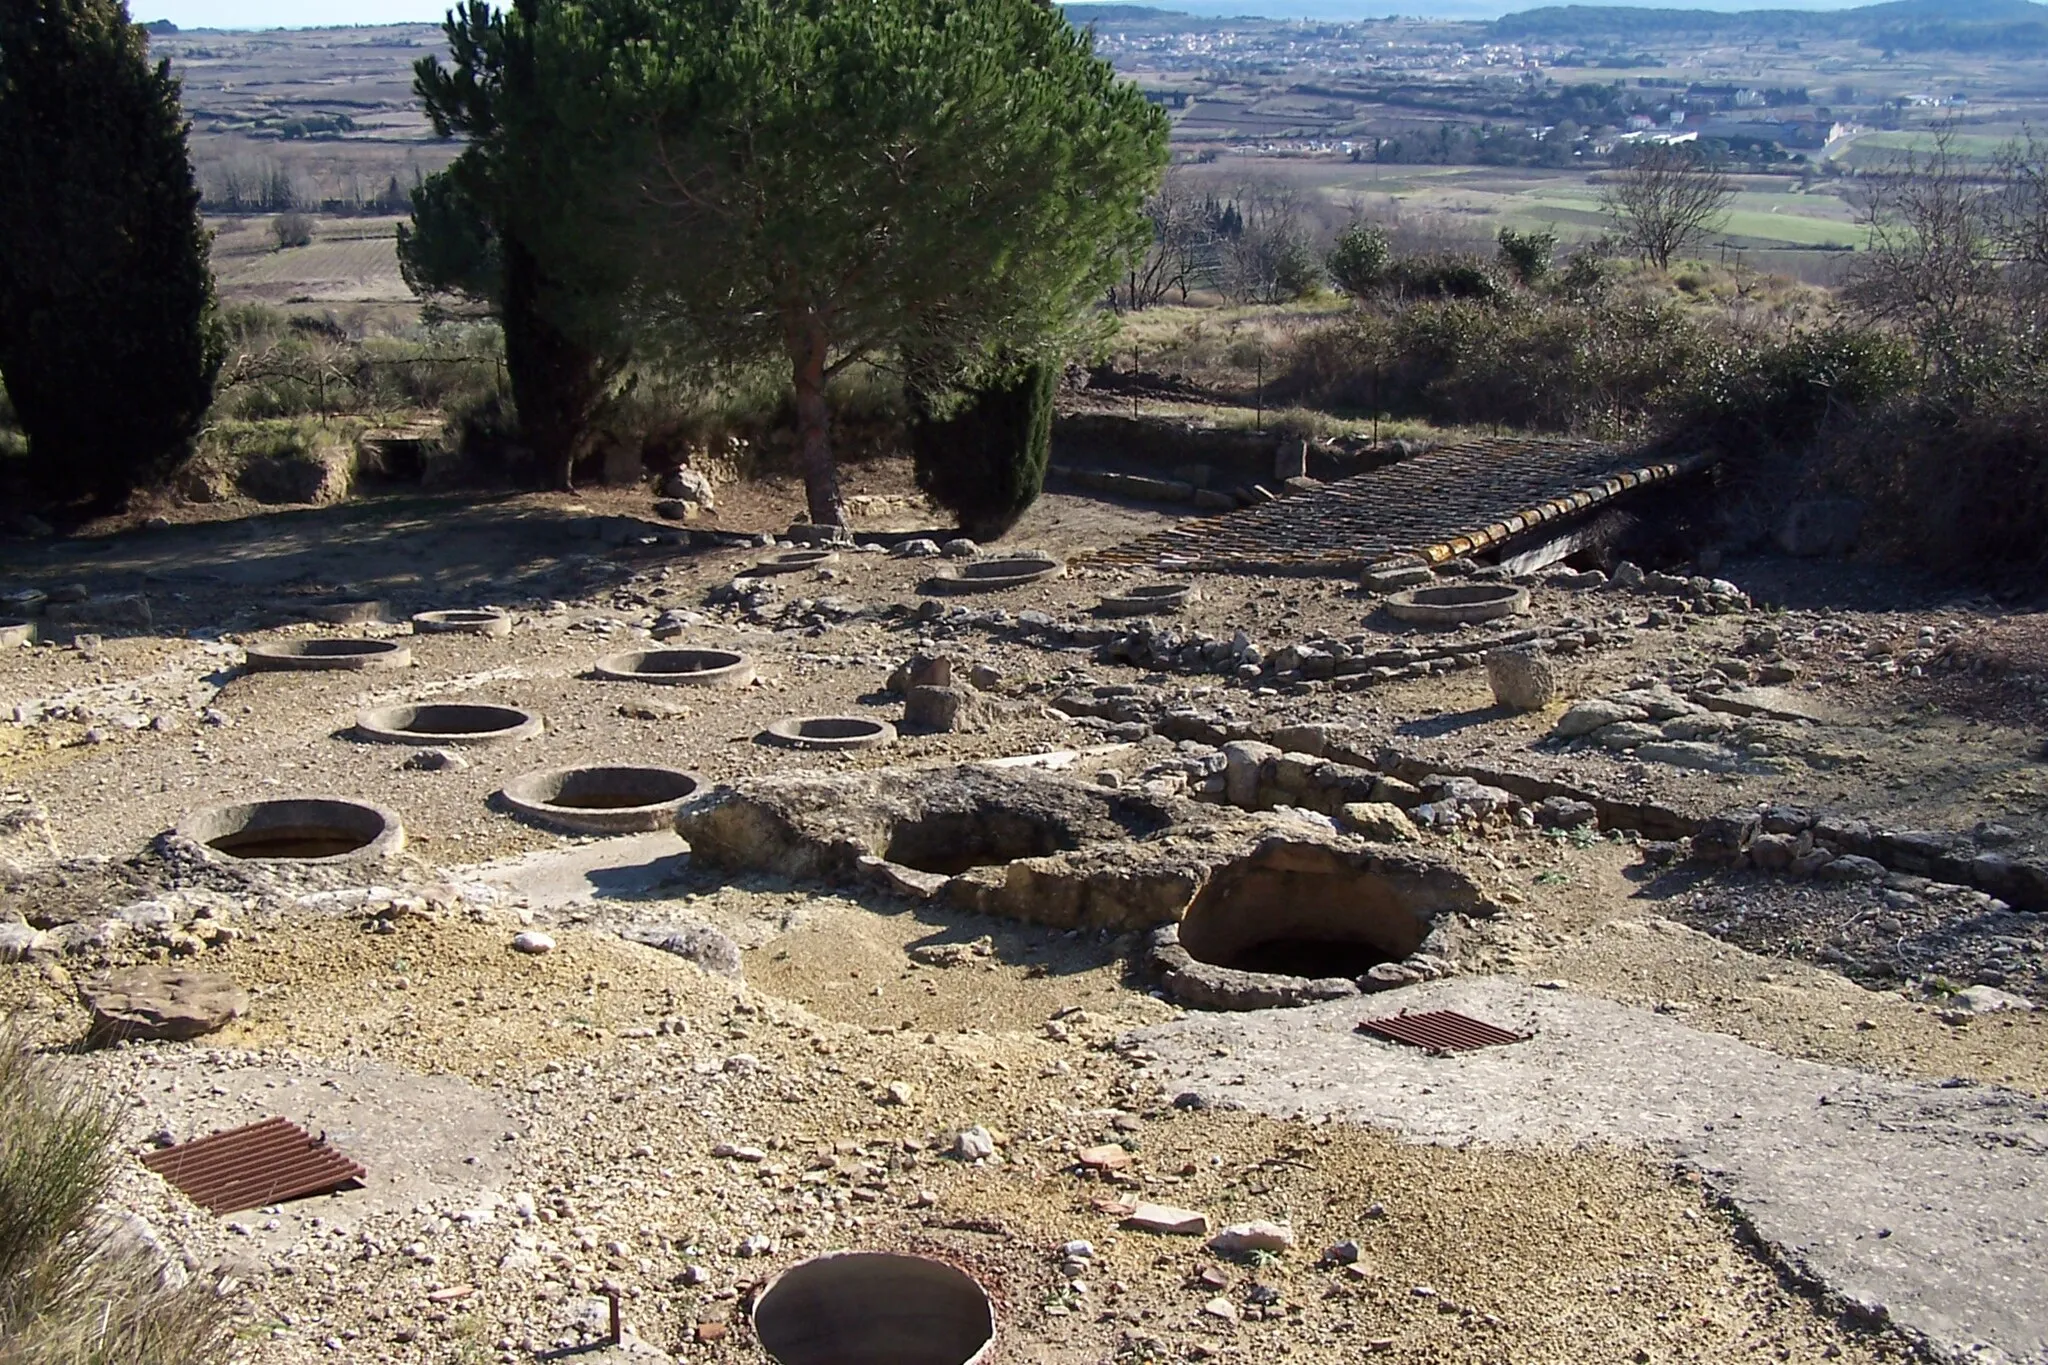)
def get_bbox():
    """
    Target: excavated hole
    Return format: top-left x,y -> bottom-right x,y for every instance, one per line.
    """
244,638 -> 412,672
411,608 -> 512,637
178,797 -> 403,863
595,647 -> 755,687
1178,859 -> 1432,979
1384,582 -> 1528,626
355,702 -> 542,746
499,766 -> 704,834
765,716 -> 896,750
881,802 -> 1165,876
754,1252 -> 994,1365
